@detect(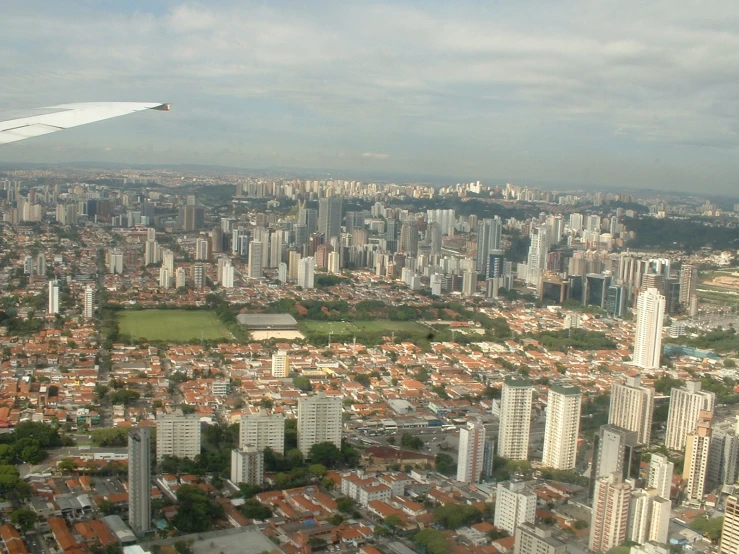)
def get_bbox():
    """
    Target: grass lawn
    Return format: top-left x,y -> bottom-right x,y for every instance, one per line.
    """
298,320 -> 428,335
117,310 -> 231,342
